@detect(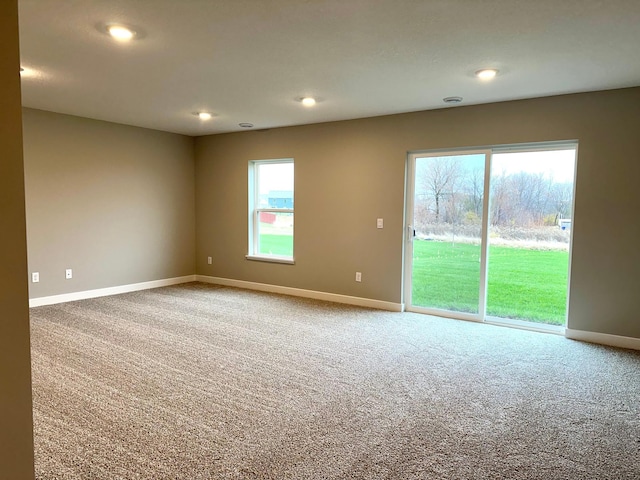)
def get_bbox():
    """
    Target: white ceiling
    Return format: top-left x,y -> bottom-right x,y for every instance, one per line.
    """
18,0 -> 640,137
